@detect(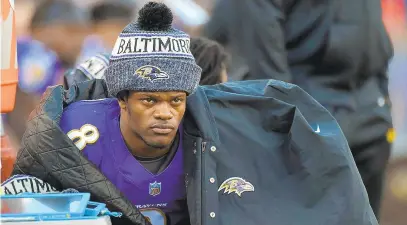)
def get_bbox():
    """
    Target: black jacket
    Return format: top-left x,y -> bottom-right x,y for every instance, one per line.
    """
204,0 -> 392,89
13,79 -> 377,225
204,0 -> 393,147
